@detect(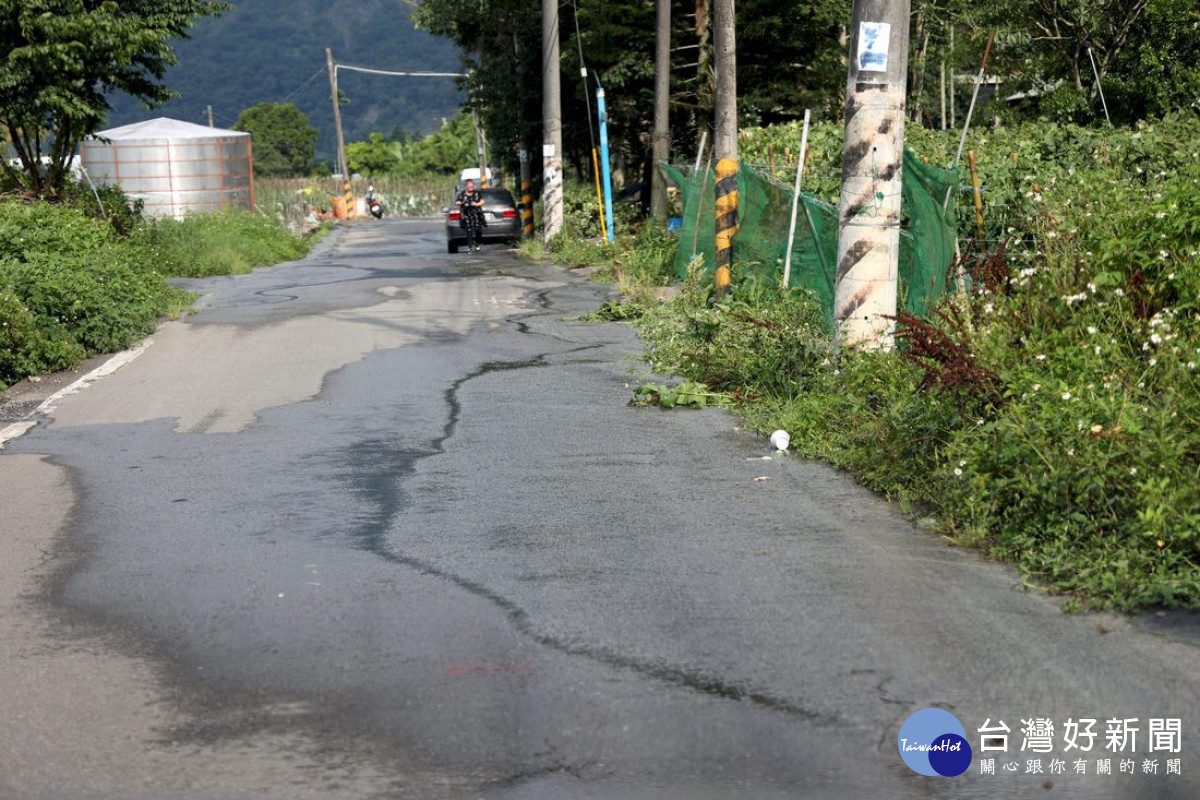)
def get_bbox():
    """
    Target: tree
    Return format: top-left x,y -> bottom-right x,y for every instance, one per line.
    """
936,0 -> 1199,124
234,102 -> 318,176
346,132 -> 400,176
395,113 -> 476,176
0,0 -> 229,197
